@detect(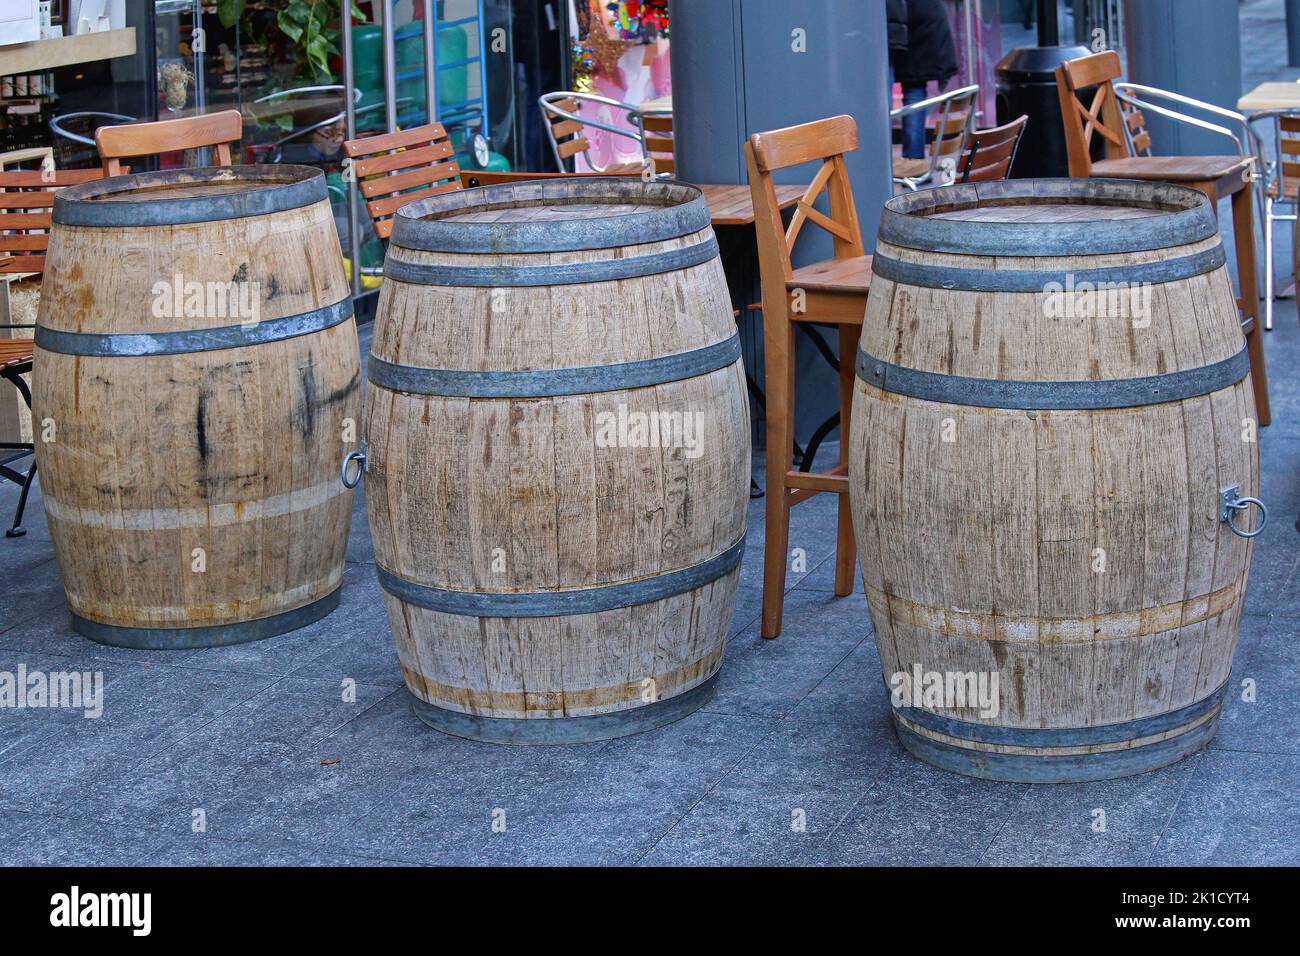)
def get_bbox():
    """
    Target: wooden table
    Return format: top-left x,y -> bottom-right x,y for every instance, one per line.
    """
640,94 -> 673,114
1238,81 -> 1300,111
699,183 -> 803,225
